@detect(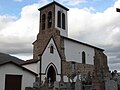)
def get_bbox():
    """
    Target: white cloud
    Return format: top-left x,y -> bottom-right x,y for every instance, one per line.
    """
0,4 -> 39,39
0,0 -> 50,60
0,15 -> 16,30
0,3 -> 40,59
114,0 -> 120,8
68,6 -> 120,46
